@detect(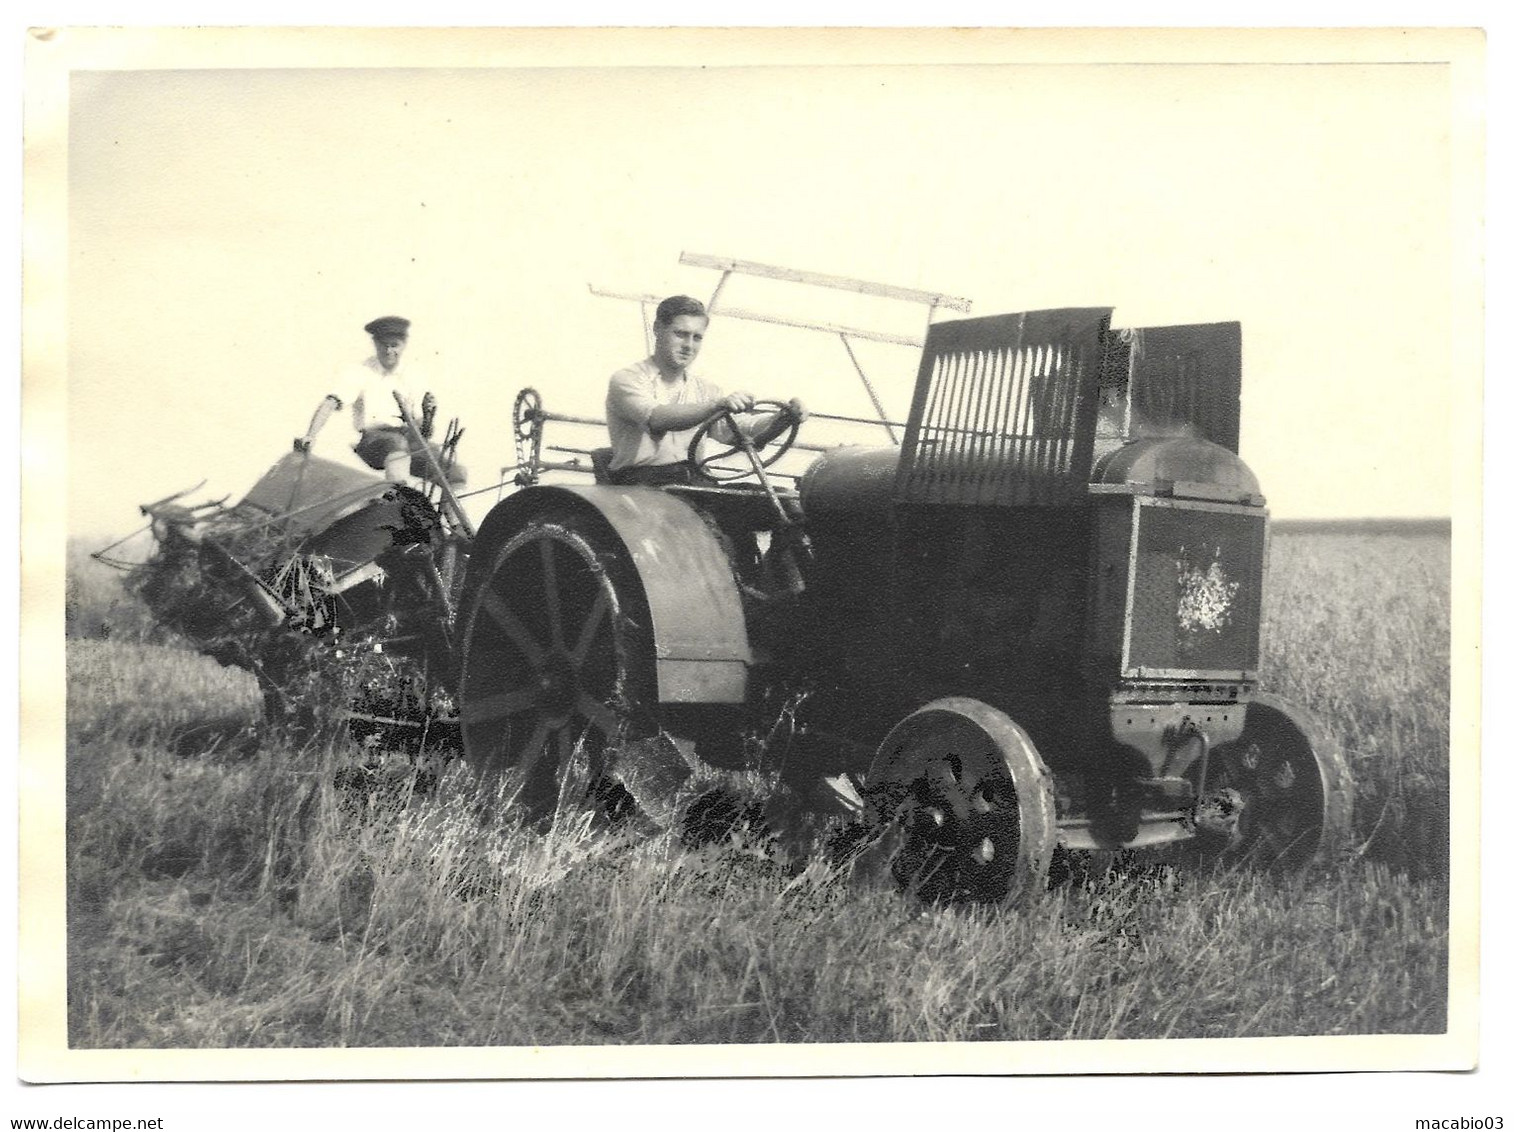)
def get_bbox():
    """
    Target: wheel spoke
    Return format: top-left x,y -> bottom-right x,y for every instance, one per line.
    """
481,589 -> 546,668
462,685 -> 539,725
576,690 -> 620,738
926,760 -> 973,822
513,716 -> 555,780
571,589 -> 610,665
539,539 -> 565,650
